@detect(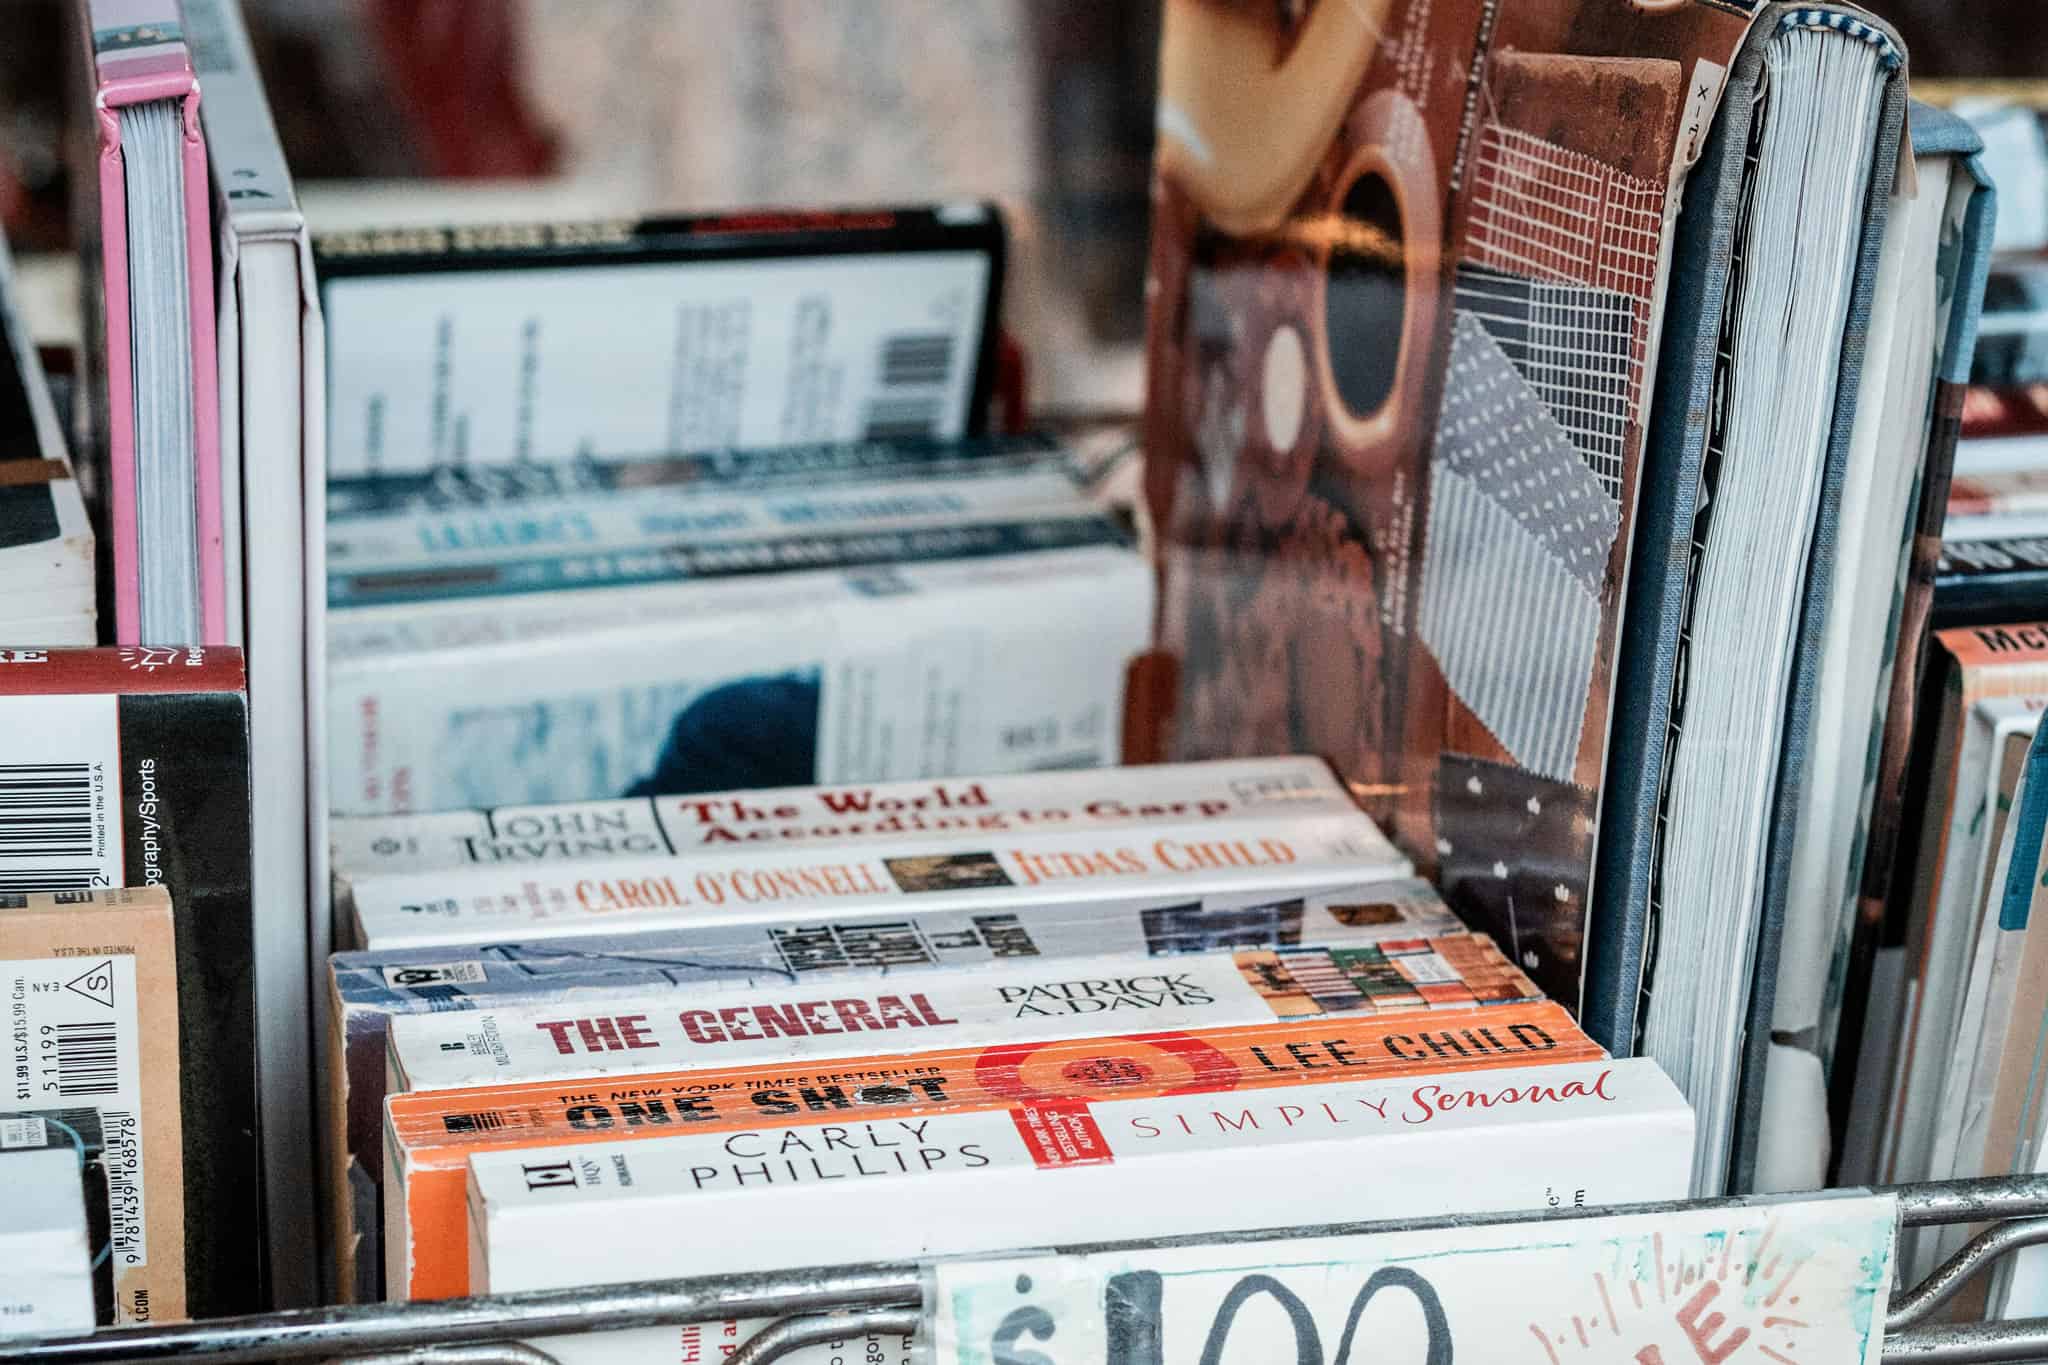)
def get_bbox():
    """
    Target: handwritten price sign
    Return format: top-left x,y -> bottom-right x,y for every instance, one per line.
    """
930,1194 -> 1896,1365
